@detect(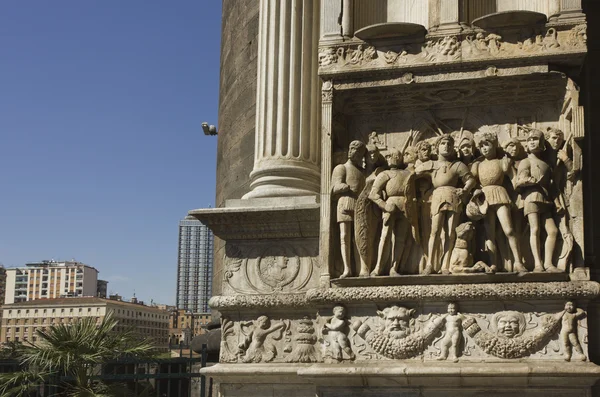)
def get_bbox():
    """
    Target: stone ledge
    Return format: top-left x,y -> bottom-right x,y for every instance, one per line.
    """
189,197 -> 320,240
331,272 -> 570,287
307,281 -> 600,304
209,281 -> 600,310
201,362 -> 600,388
